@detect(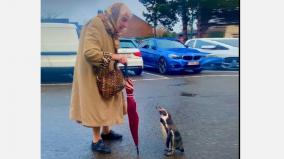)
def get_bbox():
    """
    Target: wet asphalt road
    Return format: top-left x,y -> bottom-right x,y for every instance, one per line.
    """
41,70 -> 239,159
